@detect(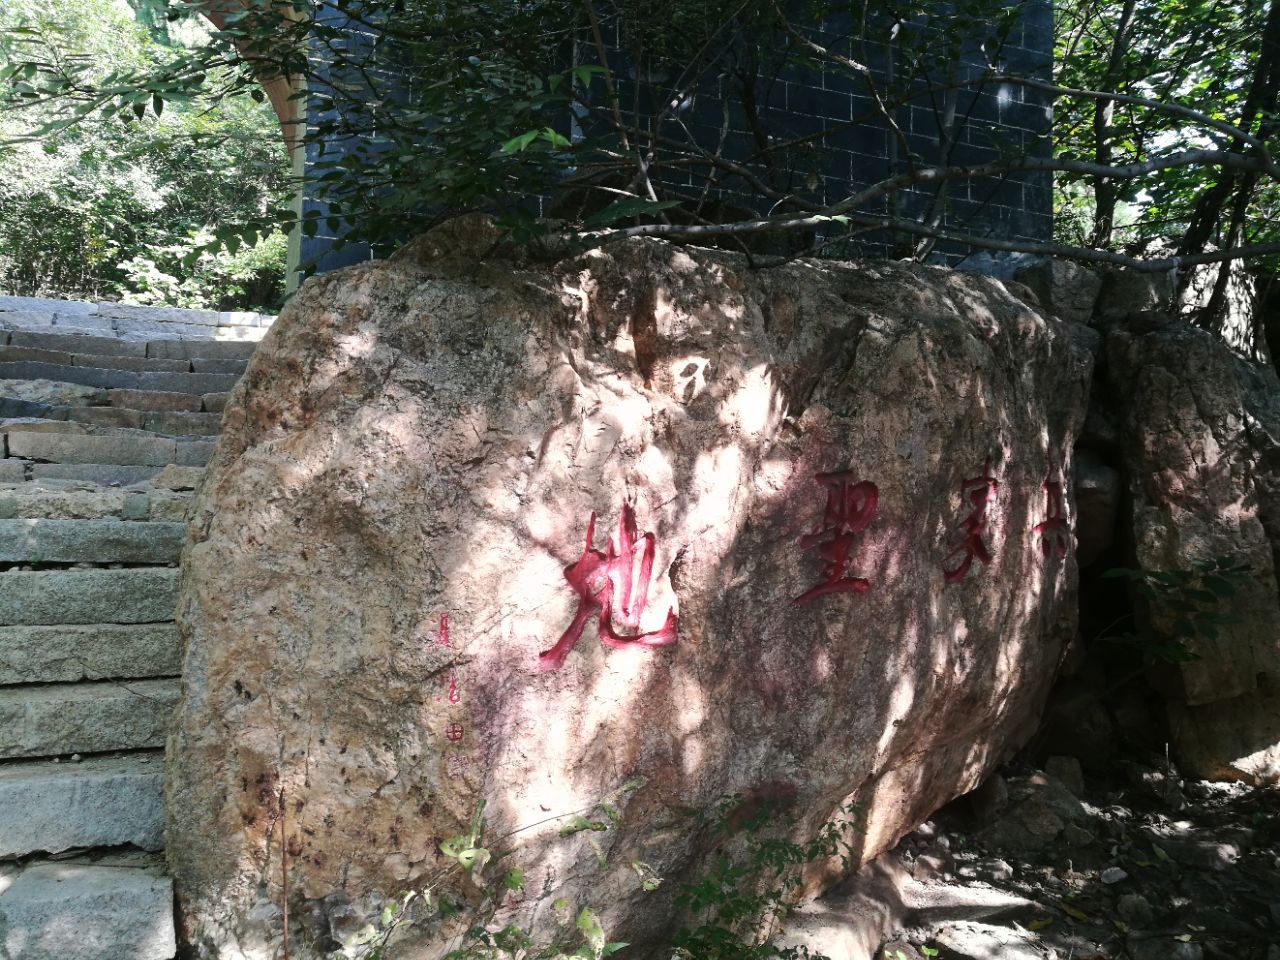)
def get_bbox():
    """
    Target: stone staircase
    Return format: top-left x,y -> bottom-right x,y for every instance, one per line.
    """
0,296 -> 271,960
